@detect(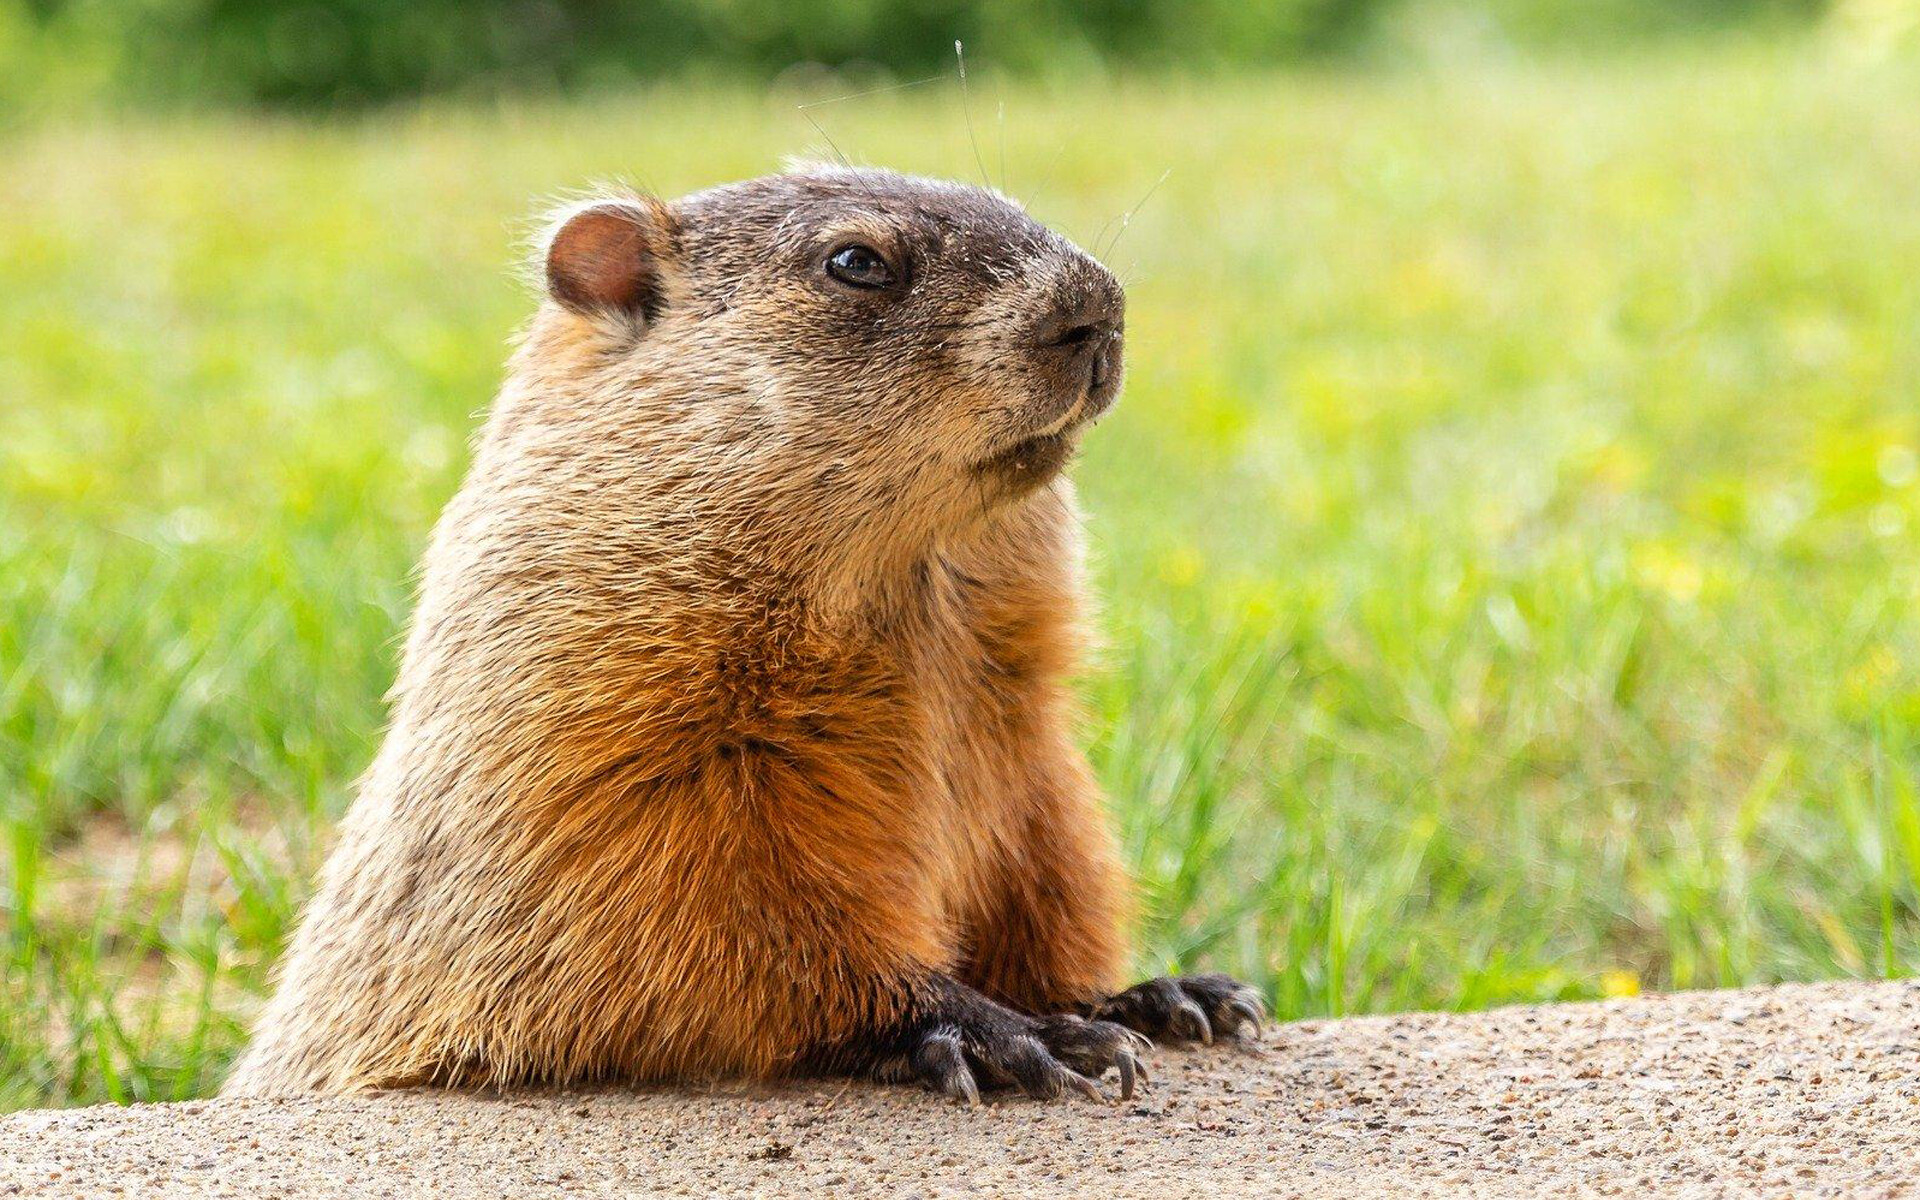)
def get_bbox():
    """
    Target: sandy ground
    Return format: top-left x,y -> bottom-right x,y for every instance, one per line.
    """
3,980 -> 1917,1199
